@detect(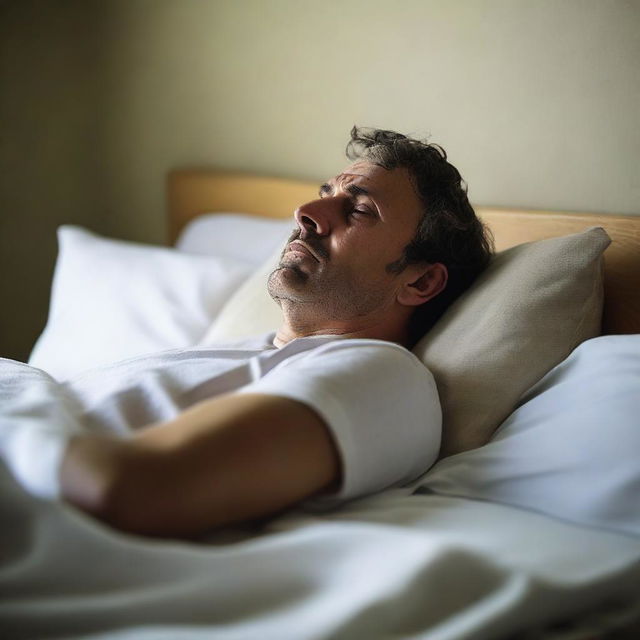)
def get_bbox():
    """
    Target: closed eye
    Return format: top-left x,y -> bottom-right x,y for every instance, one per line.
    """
319,182 -> 376,219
